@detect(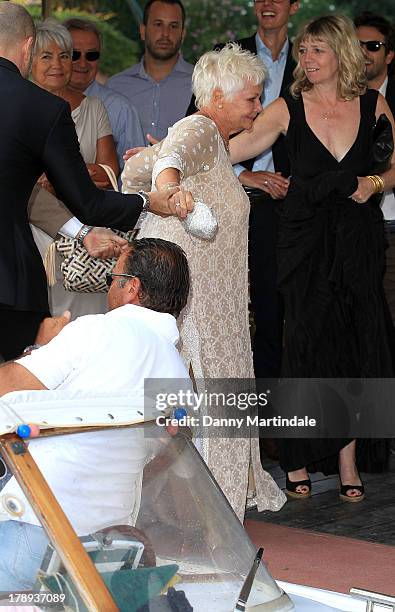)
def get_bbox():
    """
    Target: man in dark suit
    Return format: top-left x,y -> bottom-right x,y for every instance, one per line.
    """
355,12 -> 395,322
187,0 -> 299,382
0,3 -> 191,361
231,0 -> 299,384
